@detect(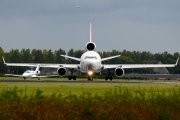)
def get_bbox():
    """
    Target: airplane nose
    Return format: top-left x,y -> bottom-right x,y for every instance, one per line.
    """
22,73 -> 28,77
86,61 -> 99,71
